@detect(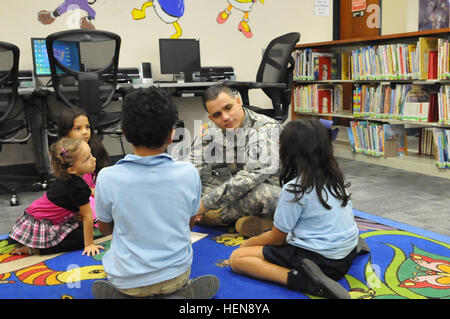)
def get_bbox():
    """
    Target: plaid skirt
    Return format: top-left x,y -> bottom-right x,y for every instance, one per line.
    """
9,212 -> 80,249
